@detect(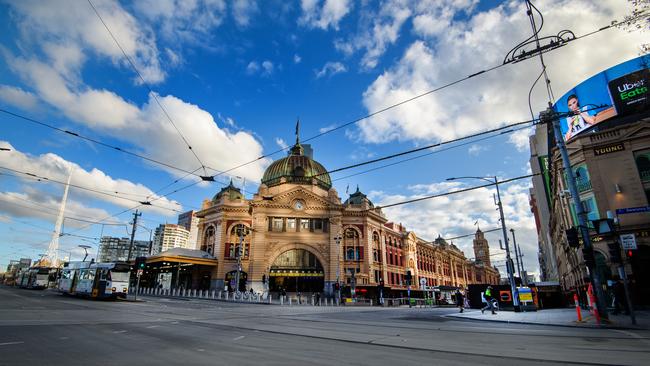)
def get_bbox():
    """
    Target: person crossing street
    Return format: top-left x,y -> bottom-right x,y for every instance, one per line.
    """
481,286 -> 497,315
